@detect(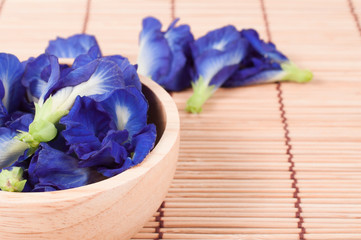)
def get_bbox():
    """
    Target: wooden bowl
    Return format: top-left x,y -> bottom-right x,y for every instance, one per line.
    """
0,76 -> 180,240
